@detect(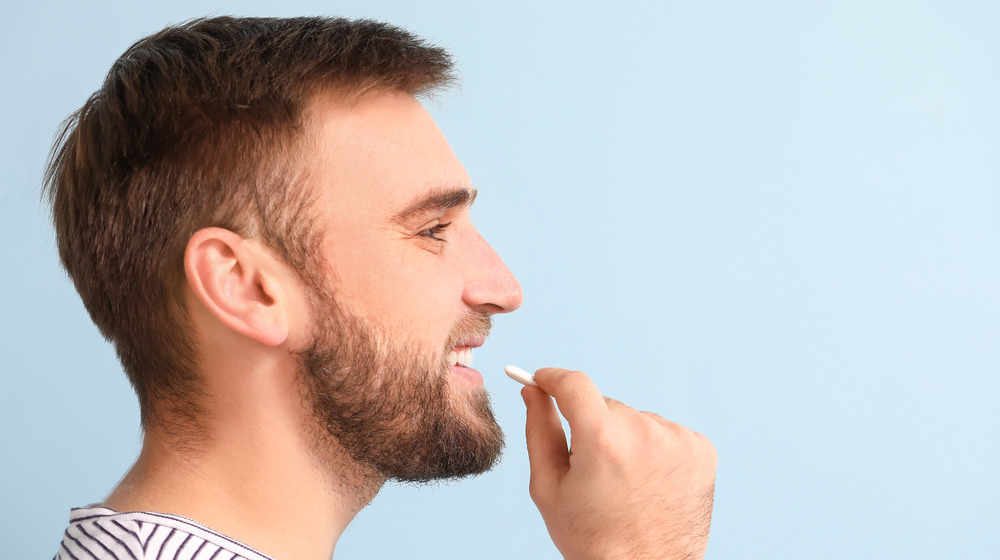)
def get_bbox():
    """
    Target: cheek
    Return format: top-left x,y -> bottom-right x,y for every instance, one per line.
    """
386,263 -> 464,339
336,250 -> 465,343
